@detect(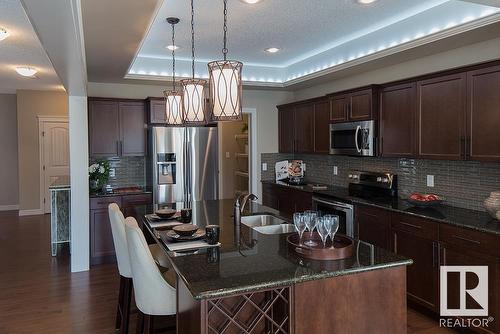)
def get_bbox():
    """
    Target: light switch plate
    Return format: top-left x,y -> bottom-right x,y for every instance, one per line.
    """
225,152 -> 230,158
262,163 -> 268,171
427,175 -> 435,187
109,168 -> 115,178
333,166 -> 338,175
